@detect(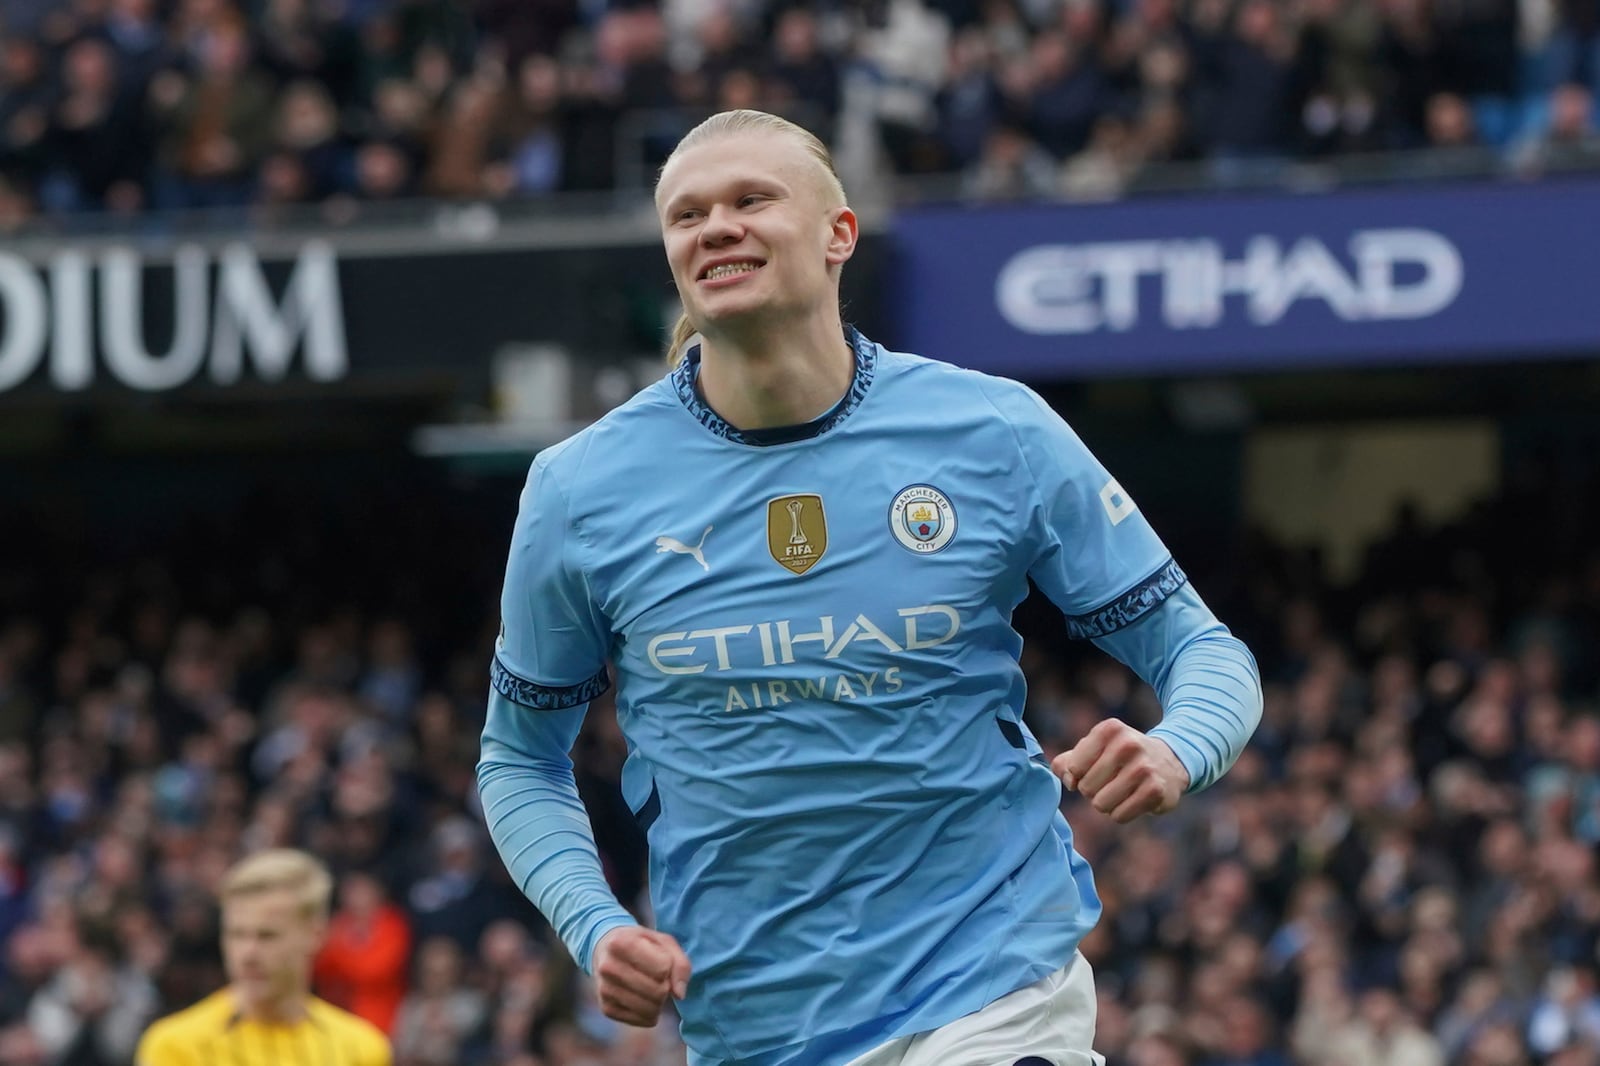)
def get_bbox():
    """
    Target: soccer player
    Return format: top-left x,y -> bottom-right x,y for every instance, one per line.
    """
478,109 -> 1263,1066
135,849 -> 391,1066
